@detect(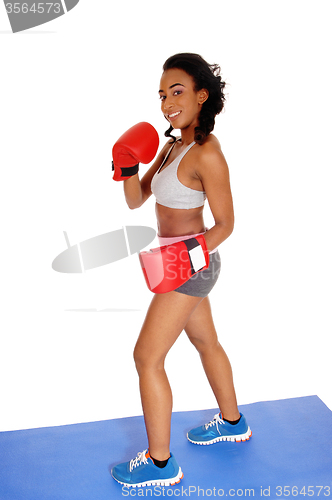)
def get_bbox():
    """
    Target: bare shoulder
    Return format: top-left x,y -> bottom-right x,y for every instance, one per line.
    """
195,134 -> 229,177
